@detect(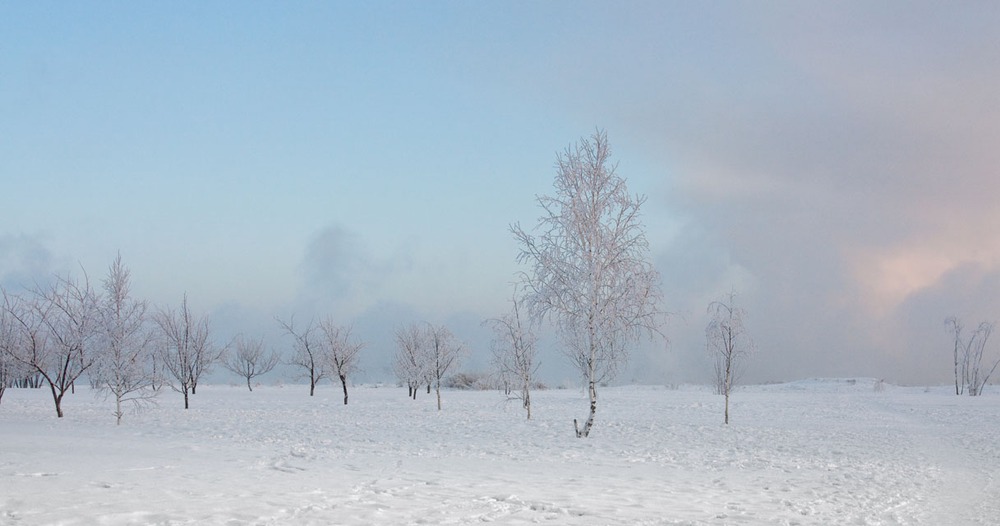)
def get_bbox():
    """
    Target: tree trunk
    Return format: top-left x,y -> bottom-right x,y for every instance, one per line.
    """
183,386 -> 189,409
49,383 -> 65,418
115,395 -> 123,425
575,380 -> 597,438
309,373 -> 316,396
436,380 -> 442,411
339,374 -> 348,405
247,376 -> 253,392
